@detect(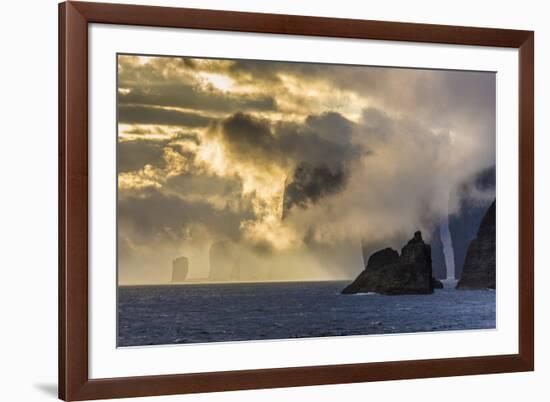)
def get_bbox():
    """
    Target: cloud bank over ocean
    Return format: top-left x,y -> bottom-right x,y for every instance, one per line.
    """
117,55 -> 495,285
